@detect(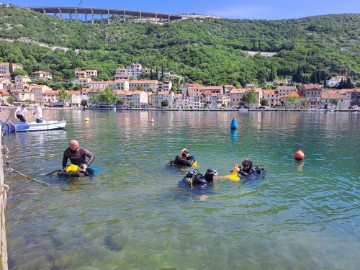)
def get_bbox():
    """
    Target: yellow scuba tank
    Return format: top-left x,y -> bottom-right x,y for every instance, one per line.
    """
66,164 -> 80,172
